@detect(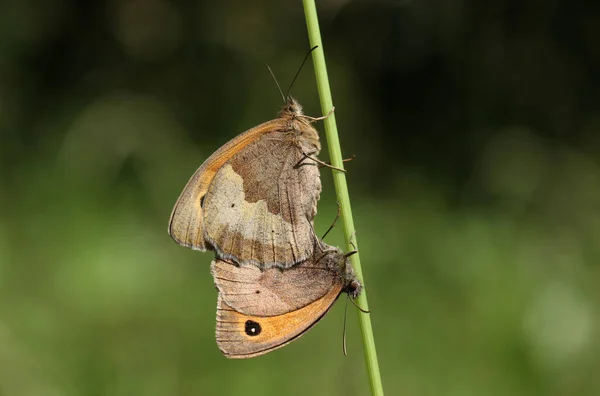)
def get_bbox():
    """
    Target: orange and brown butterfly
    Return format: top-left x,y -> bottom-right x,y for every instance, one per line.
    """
210,240 -> 362,359
168,95 -> 331,269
